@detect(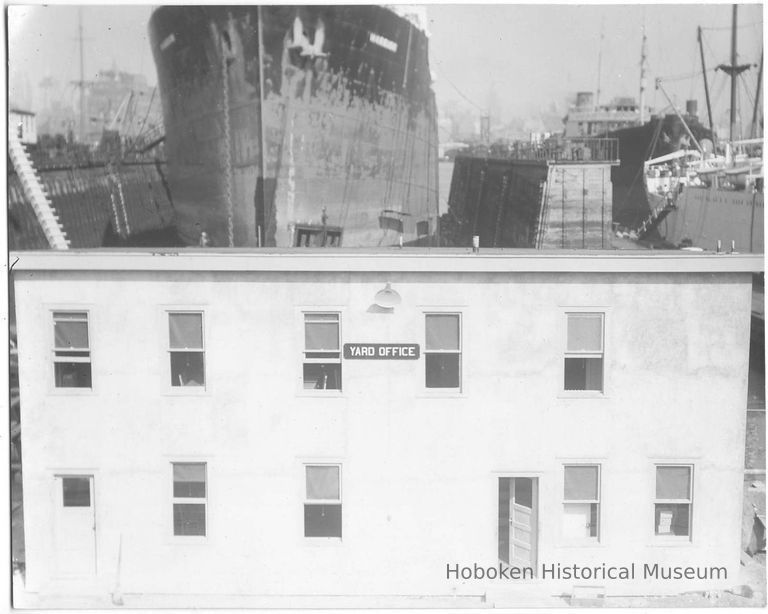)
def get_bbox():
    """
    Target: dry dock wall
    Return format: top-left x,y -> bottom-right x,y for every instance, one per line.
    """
8,163 -> 177,249
537,164 -> 612,249
447,157 -> 612,249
